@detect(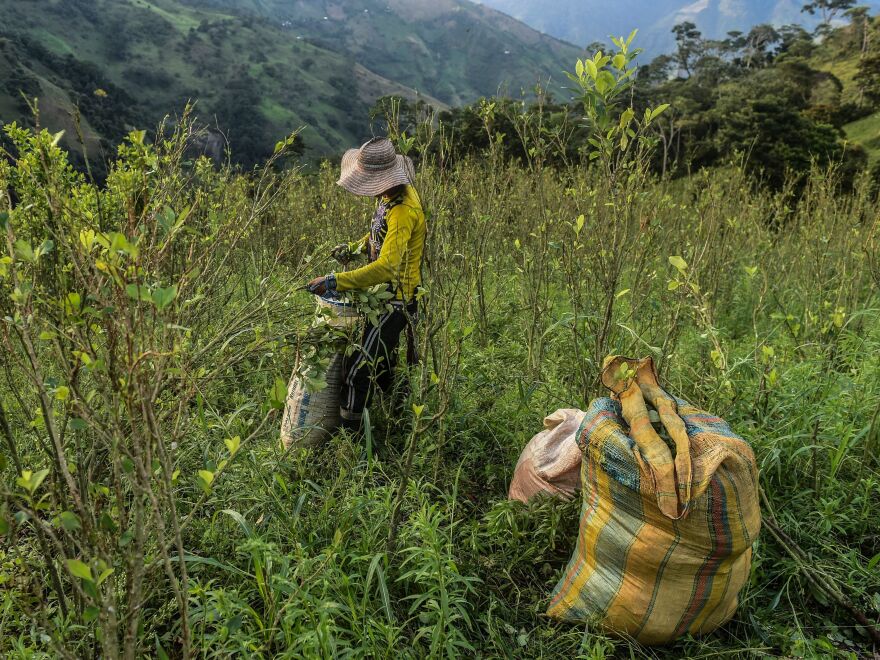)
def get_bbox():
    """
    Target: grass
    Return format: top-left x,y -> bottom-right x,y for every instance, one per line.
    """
132,0 -> 208,32
29,28 -> 75,57
0,111 -> 878,657
845,111 -> 880,163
